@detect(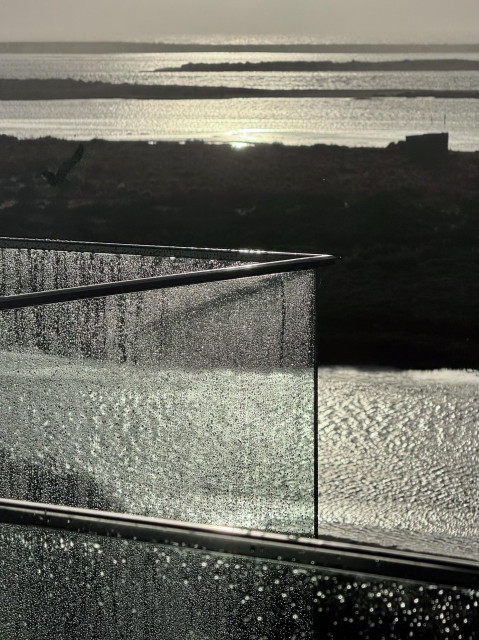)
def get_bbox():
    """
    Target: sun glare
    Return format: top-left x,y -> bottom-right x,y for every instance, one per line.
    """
226,128 -> 265,148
